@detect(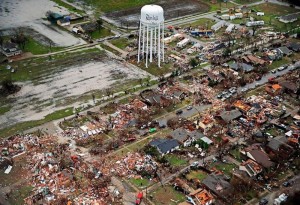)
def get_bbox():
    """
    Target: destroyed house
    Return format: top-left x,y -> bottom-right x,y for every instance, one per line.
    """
239,159 -> 263,177
0,42 -> 22,57
202,173 -> 234,200
243,146 -> 274,168
217,109 -> 242,123
149,139 -> 179,155
279,81 -> 299,94
189,188 -> 215,205
207,72 -> 224,83
230,62 -> 254,72
266,135 -> 294,158
265,84 -> 282,96
279,13 -> 299,23
233,100 -> 251,114
242,55 -> 267,66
